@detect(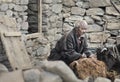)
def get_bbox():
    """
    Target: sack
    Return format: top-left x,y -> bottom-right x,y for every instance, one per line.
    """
48,48 -> 62,60
69,58 -> 107,79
